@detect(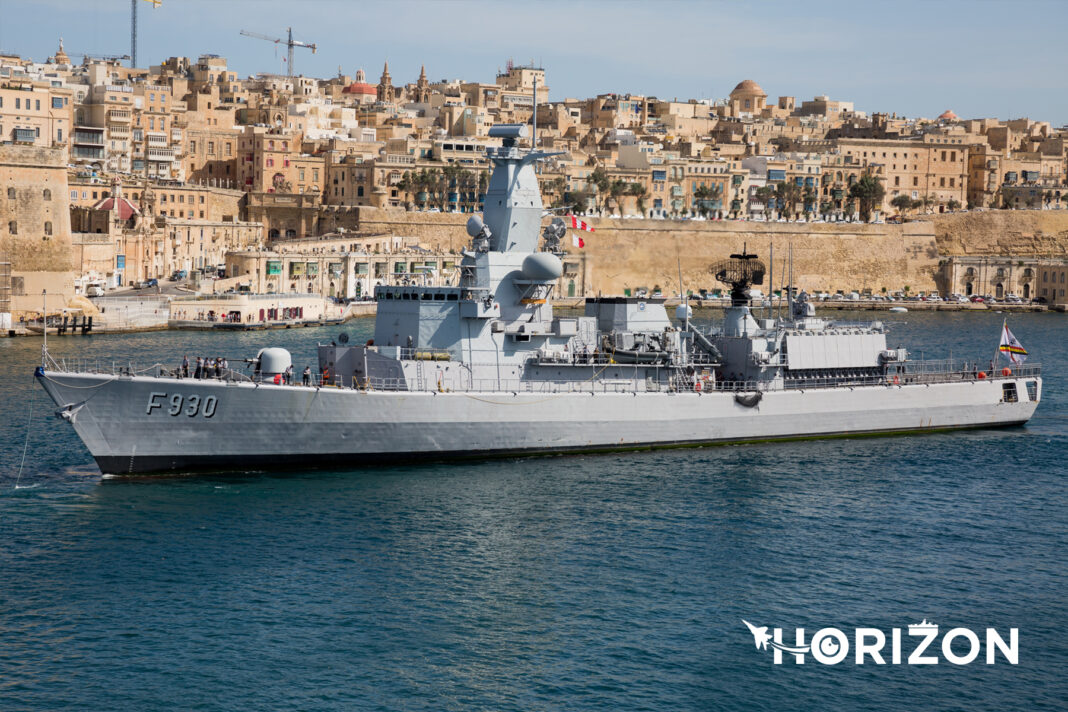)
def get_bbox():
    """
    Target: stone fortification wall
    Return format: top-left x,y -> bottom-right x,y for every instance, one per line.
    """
0,145 -> 73,272
357,209 -> 943,295
931,210 -> 1068,257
